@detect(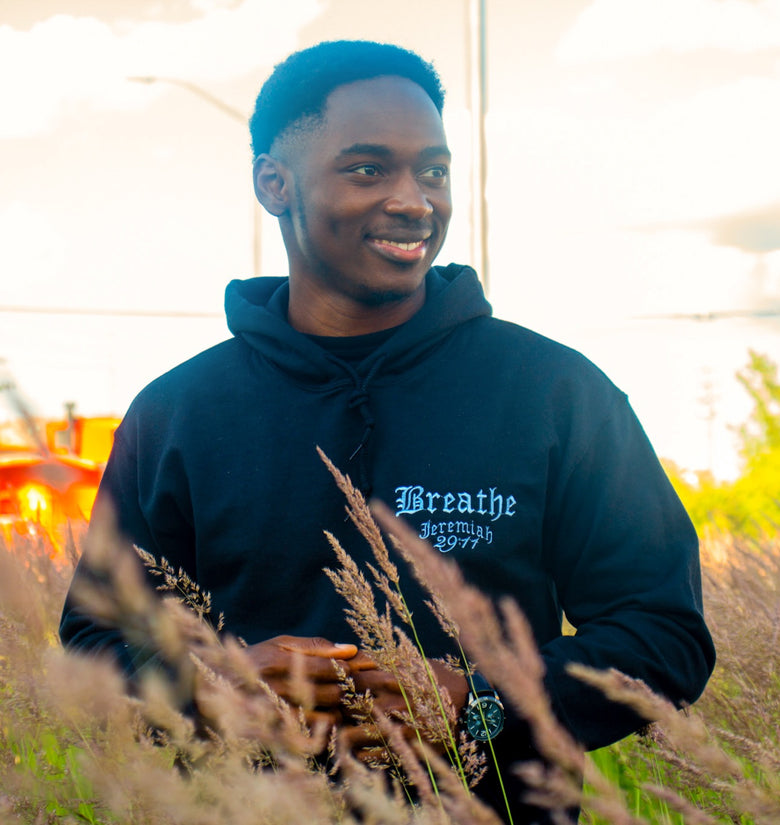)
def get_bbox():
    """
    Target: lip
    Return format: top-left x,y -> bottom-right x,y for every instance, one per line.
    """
366,236 -> 430,264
